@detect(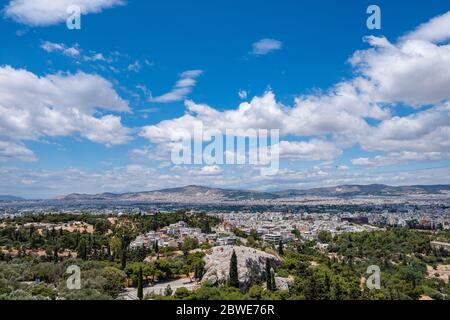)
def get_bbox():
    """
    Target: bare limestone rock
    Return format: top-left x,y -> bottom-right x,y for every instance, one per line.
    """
274,276 -> 294,291
201,245 -> 280,291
